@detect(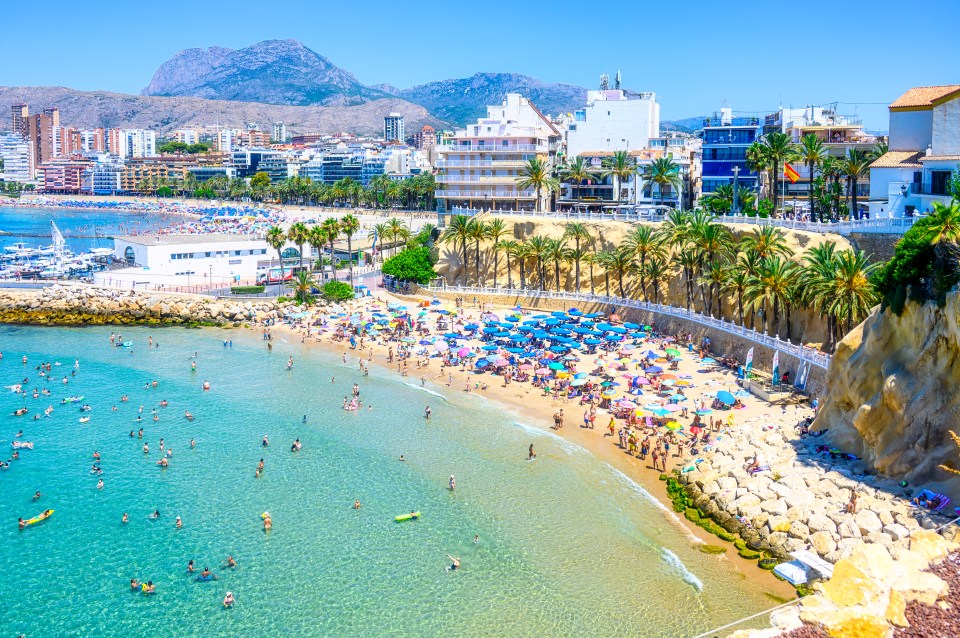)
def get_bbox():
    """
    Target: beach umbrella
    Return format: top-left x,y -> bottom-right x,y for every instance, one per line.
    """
645,365 -> 663,373
519,364 -> 533,370
464,323 -> 479,331
584,338 -> 601,345
665,404 -> 682,412
573,327 -> 592,335
551,310 -> 567,317
494,331 -> 511,338
609,326 -> 627,334
550,345 -> 567,353
634,377 -> 651,385
666,348 -> 683,357
660,373 -> 677,380
717,390 -> 736,405
506,347 -> 524,354
701,358 -> 717,364
675,380 -> 691,386
660,379 -> 676,387
617,400 -> 638,409
645,350 -> 659,359
512,336 -> 530,343
584,312 -> 604,318
690,426 -> 702,436
648,407 -> 671,417
433,341 -> 449,351
533,314 -> 551,319
620,344 -> 636,351
623,322 -> 639,329
568,308 -> 582,315
580,320 -> 595,327
536,368 -> 550,375
505,316 -> 520,322
695,409 -> 712,416
419,340 -> 432,346
596,322 -> 612,331
605,334 -> 623,342
601,389 -> 617,398
475,360 -> 489,368
482,326 -> 498,334
665,421 -> 682,431
481,344 -> 499,351
556,371 -> 570,379
457,347 -> 471,357
628,332 -> 647,339
548,362 -> 565,371
570,378 -> 588,387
